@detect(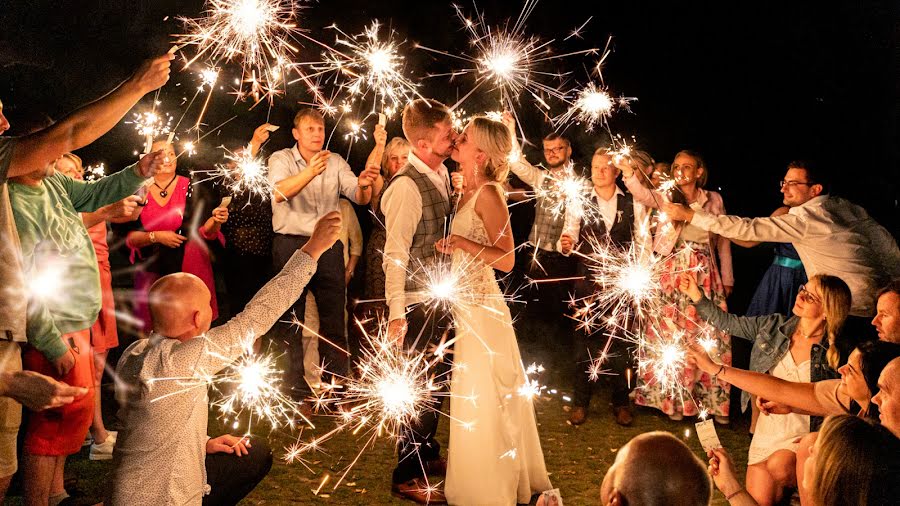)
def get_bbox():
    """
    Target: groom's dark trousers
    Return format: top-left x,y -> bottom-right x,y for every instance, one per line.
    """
392,304 -> 454,484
